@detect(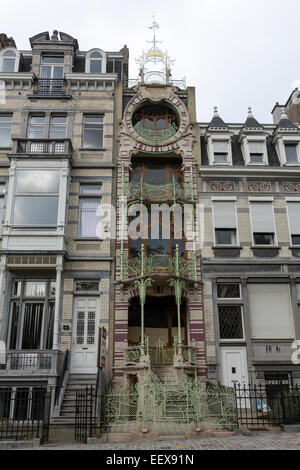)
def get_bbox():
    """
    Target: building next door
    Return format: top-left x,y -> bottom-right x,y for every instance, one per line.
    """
70,298 -> 100,374
220,347 -> 249,387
